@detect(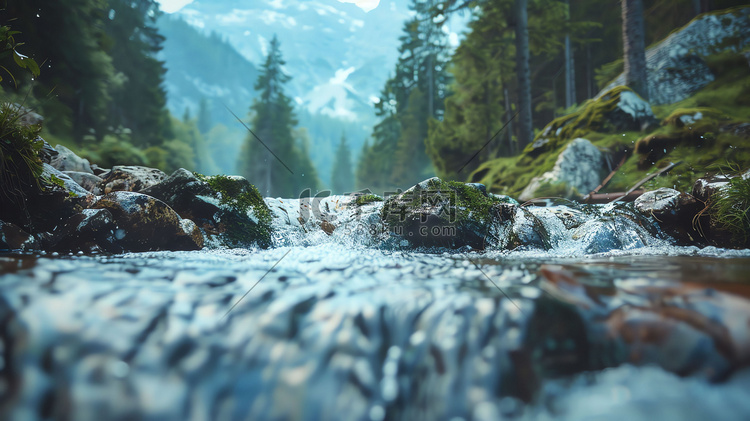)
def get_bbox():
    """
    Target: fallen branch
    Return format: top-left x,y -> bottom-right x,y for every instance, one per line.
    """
583,154 -> 628,202
610,161 -> 683,203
